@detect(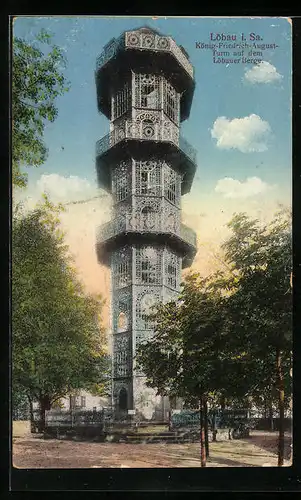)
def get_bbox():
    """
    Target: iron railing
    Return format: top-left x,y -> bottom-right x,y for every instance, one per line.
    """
96,215 -> 196,249
96,119 -> 197,165
95,31 -> 194,79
